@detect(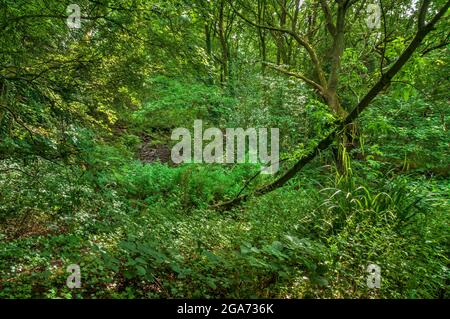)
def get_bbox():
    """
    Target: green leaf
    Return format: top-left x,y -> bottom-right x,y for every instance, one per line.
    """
136,265 -> 146,276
